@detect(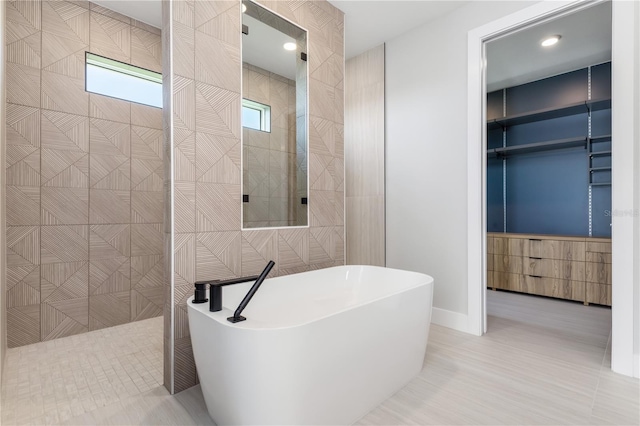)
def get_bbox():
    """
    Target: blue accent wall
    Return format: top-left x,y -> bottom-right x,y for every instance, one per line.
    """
487,63 -> 611,237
